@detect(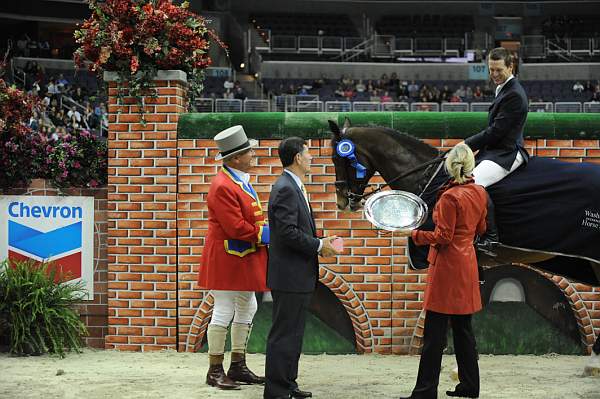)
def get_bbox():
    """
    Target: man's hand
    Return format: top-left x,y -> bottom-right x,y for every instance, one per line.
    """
320,236 -> 341,257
